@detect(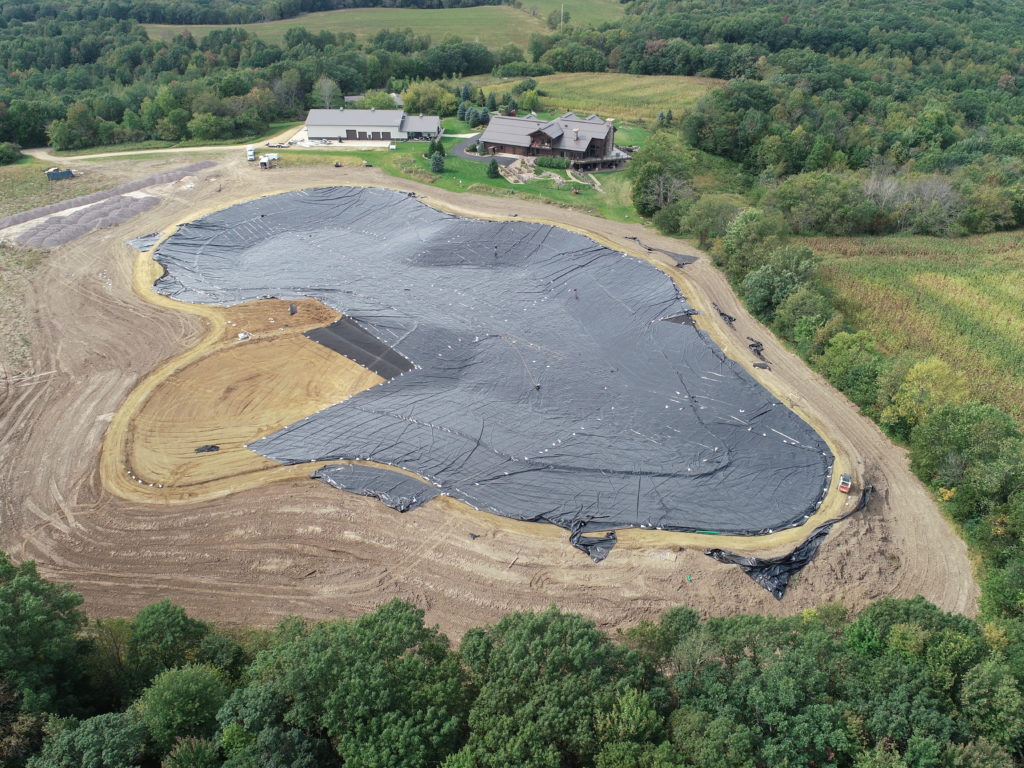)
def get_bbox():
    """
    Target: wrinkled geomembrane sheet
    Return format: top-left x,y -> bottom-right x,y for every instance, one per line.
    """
313,464 -> 441,512
153,187 -> 834,539
569,524 -> 618,563
706,486 -> 874,599
127,232 -> 163,252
